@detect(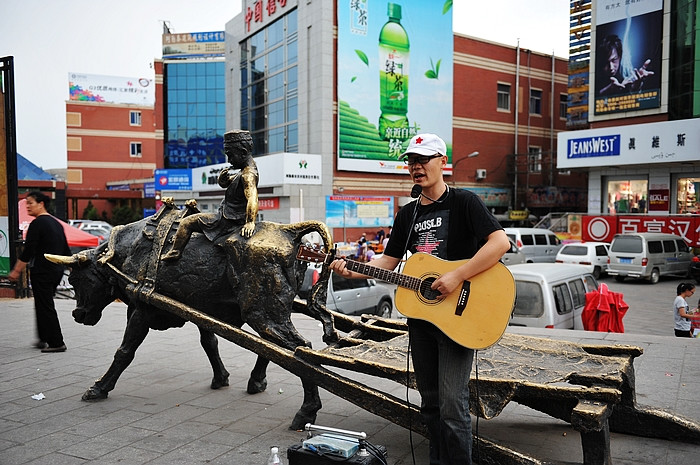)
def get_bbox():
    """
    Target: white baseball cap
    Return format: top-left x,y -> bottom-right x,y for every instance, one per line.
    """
401,133 -> 447,158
